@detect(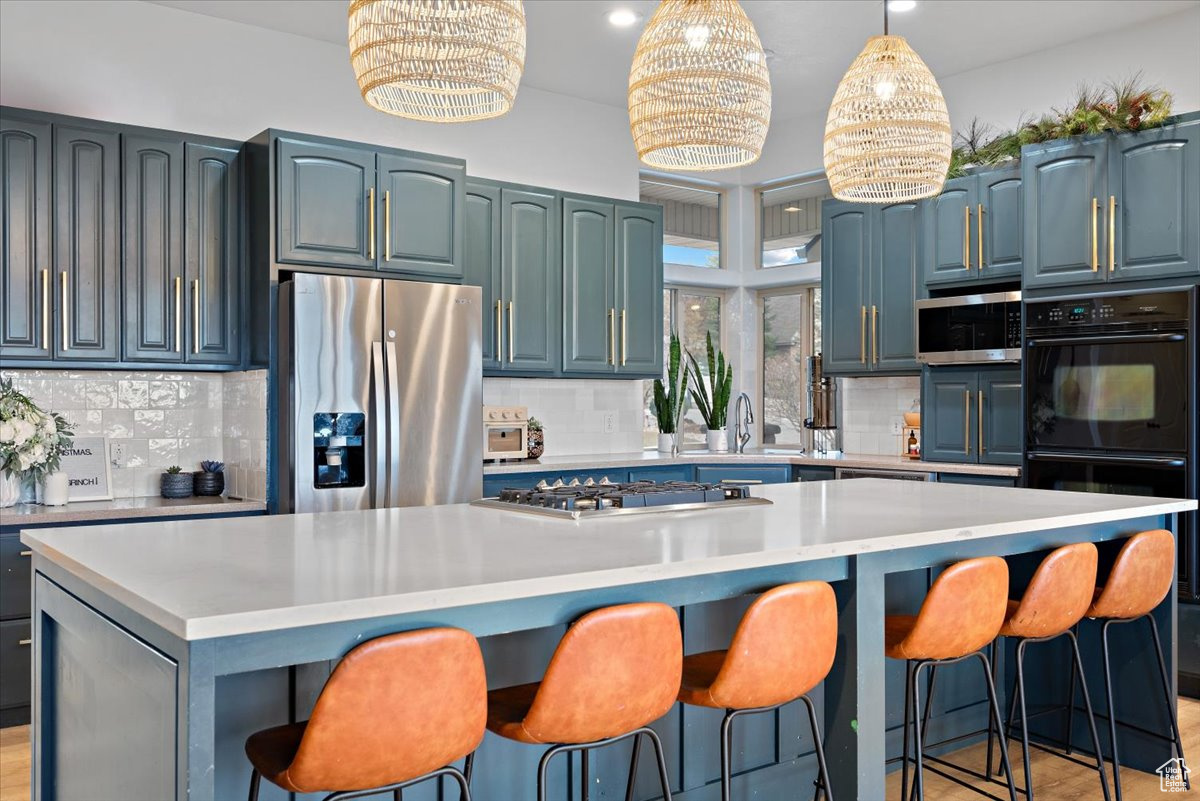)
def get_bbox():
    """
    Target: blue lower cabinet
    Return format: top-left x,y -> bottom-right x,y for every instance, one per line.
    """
560,468 -> 631,485
628,465 -> 694,483
794,466 -> 836,482
937,473 -> 1018,488
695,465 -> 793,485
481,471 -> 561,497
